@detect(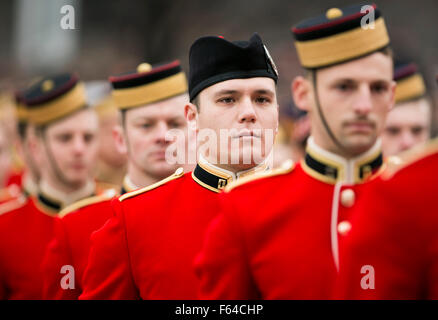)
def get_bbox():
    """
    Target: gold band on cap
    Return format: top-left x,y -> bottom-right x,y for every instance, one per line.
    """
294,17 -> 389,68
95,96 -> 117,117
27,82 -> 87,125
15,103 -> 28,122
395,74 -> 426,103
112,72 -> 188,110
